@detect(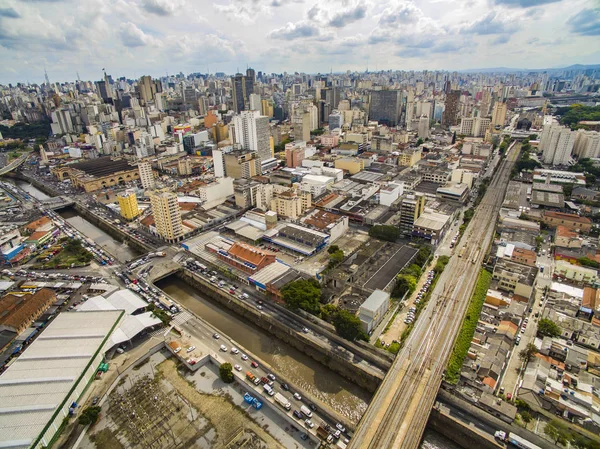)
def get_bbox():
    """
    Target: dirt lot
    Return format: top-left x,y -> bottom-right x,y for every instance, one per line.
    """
83,351 -> 286,449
